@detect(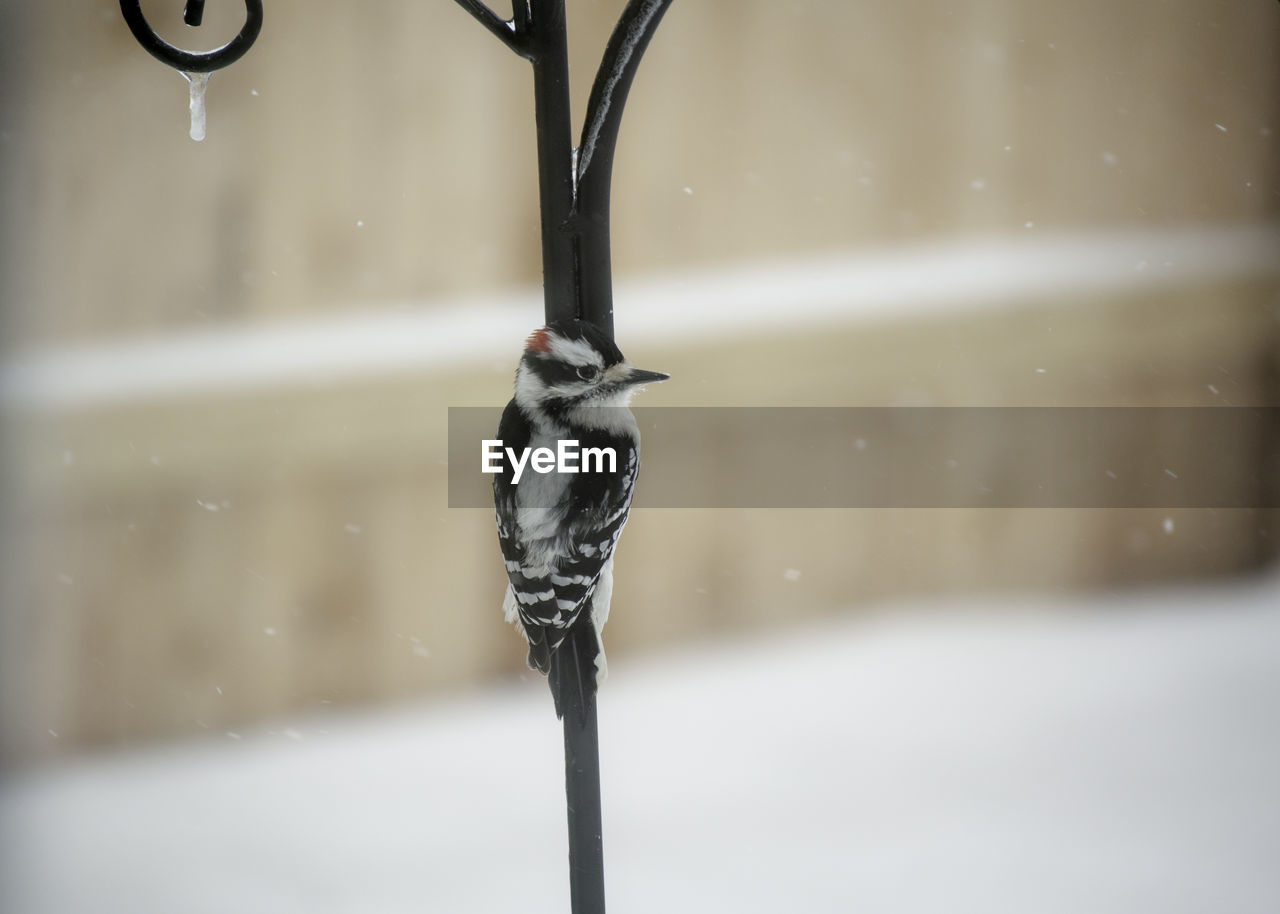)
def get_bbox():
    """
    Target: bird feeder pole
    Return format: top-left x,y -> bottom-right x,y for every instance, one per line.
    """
117,2 -> 676,911
451,5 -> 674,912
